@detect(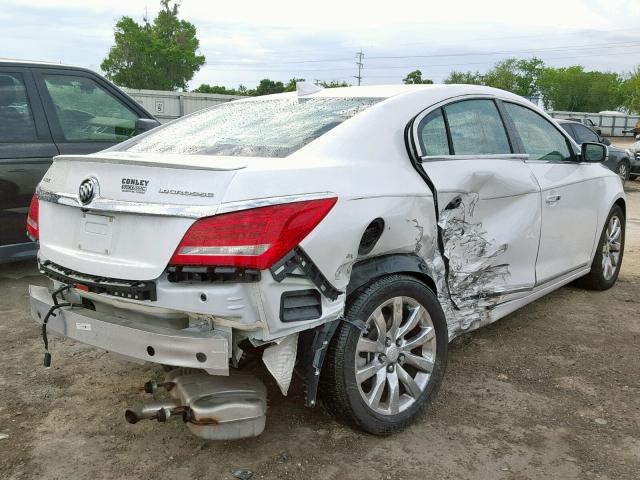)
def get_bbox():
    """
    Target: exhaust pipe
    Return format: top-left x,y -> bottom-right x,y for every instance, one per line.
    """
125,400 -> 179,424
125,369 -> 267,439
